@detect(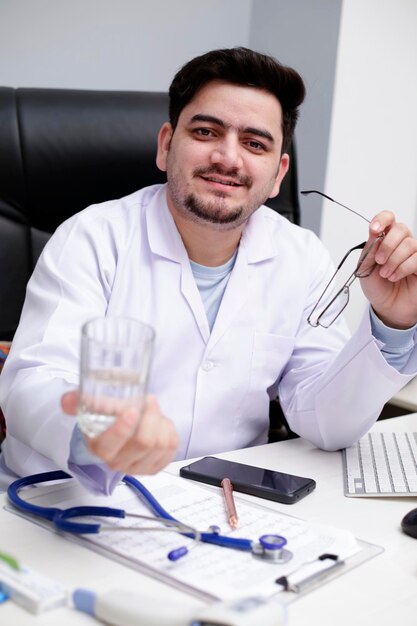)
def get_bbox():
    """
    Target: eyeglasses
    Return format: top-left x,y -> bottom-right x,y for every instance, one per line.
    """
301,190 -> 385,328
